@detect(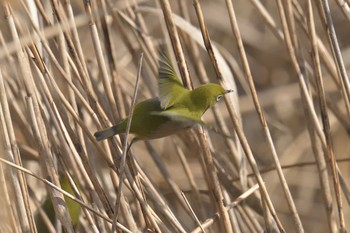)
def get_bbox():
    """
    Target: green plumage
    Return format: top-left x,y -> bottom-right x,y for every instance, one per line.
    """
35,176 -> 81,232
94,55 -> 232,141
